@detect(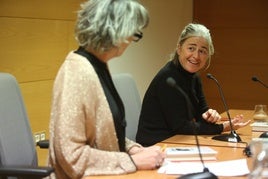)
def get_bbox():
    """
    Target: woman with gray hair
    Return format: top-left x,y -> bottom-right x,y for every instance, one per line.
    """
48,0 -> 165,178
136,23 -> 250,147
